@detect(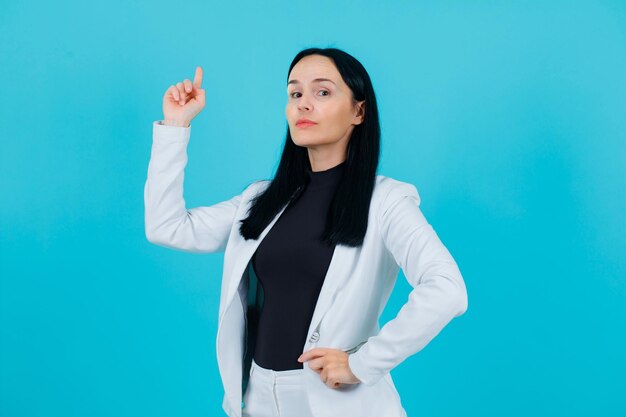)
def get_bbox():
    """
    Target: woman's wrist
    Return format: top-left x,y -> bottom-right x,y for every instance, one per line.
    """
163,119 -> 190,128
